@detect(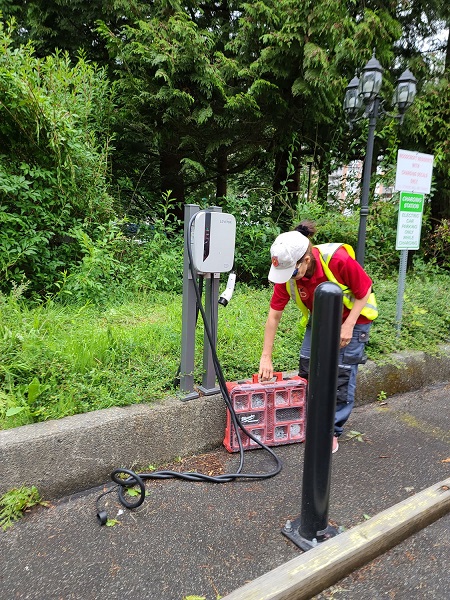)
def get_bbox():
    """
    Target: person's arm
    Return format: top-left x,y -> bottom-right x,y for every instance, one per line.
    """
259,307 -> 283,380
340,286 -> 372,347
